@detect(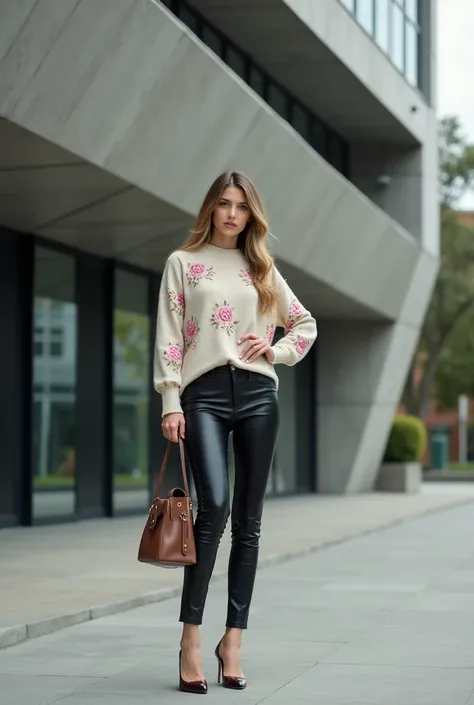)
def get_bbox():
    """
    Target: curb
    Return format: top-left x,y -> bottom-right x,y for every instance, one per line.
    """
2,494 -> 474,651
